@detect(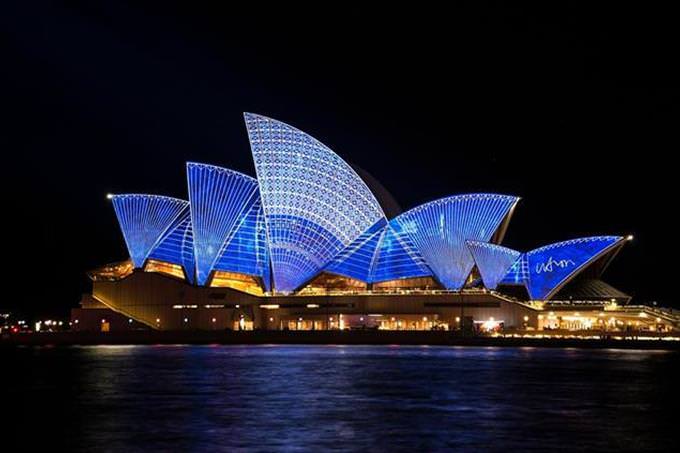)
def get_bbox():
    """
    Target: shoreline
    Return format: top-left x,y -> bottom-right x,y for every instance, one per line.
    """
2,330 -> 679,350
